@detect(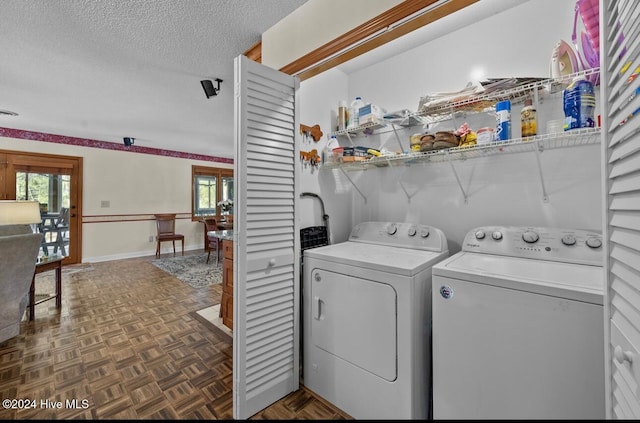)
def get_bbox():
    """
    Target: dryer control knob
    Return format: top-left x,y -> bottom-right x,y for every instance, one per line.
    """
475,230 -> 486,240
492,231 -> 503,240
561,235 -> 576,246
586,237 -> 602,249
522,231 -> 539,243
408,226 -> 417,237
420,228 -> 430,238
386,223 -> 397,235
